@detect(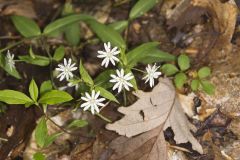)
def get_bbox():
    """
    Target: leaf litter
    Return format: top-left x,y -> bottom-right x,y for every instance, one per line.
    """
106,78 -> 203,160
